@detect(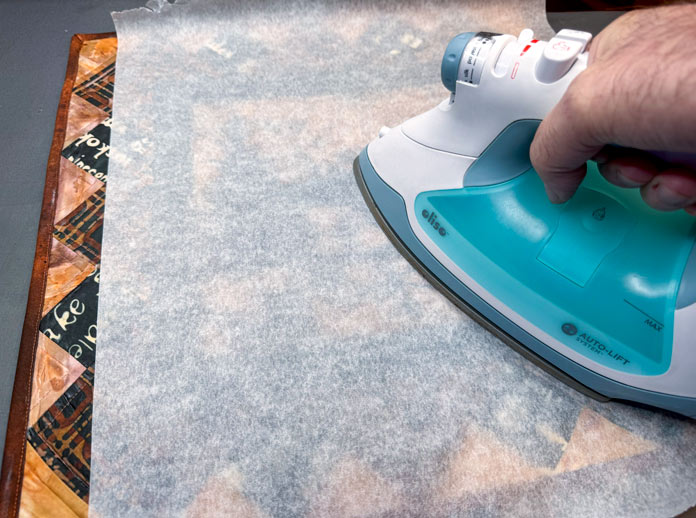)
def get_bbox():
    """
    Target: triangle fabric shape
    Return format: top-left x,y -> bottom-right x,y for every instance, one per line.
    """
308,457 -> 404,518
437,425 -> 552,501
555,407 -> 658,473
